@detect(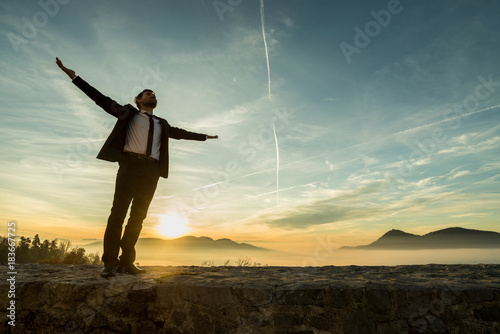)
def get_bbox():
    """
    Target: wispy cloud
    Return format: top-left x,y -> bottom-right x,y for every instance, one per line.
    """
251,179 -> 391,229
177,106 -> 251,131
451,213 -> 490,218
438,136 -> 500,156
447,169 -> 471,180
